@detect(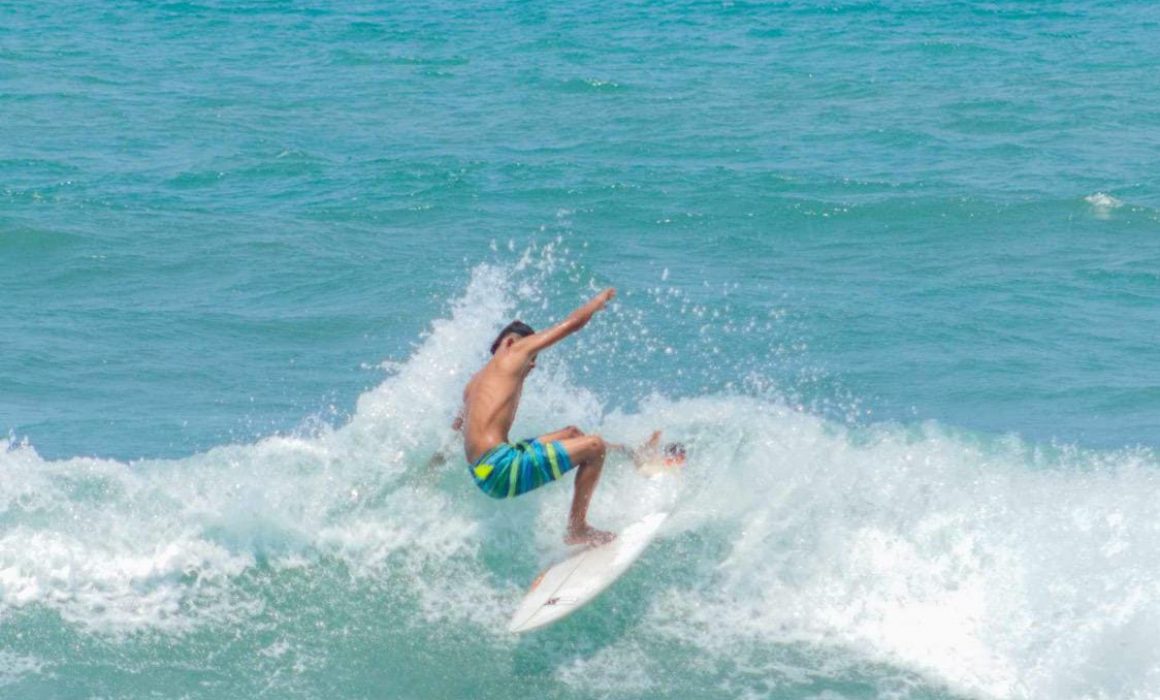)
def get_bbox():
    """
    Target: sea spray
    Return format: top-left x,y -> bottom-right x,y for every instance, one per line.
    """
2,251 -> 1160,698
